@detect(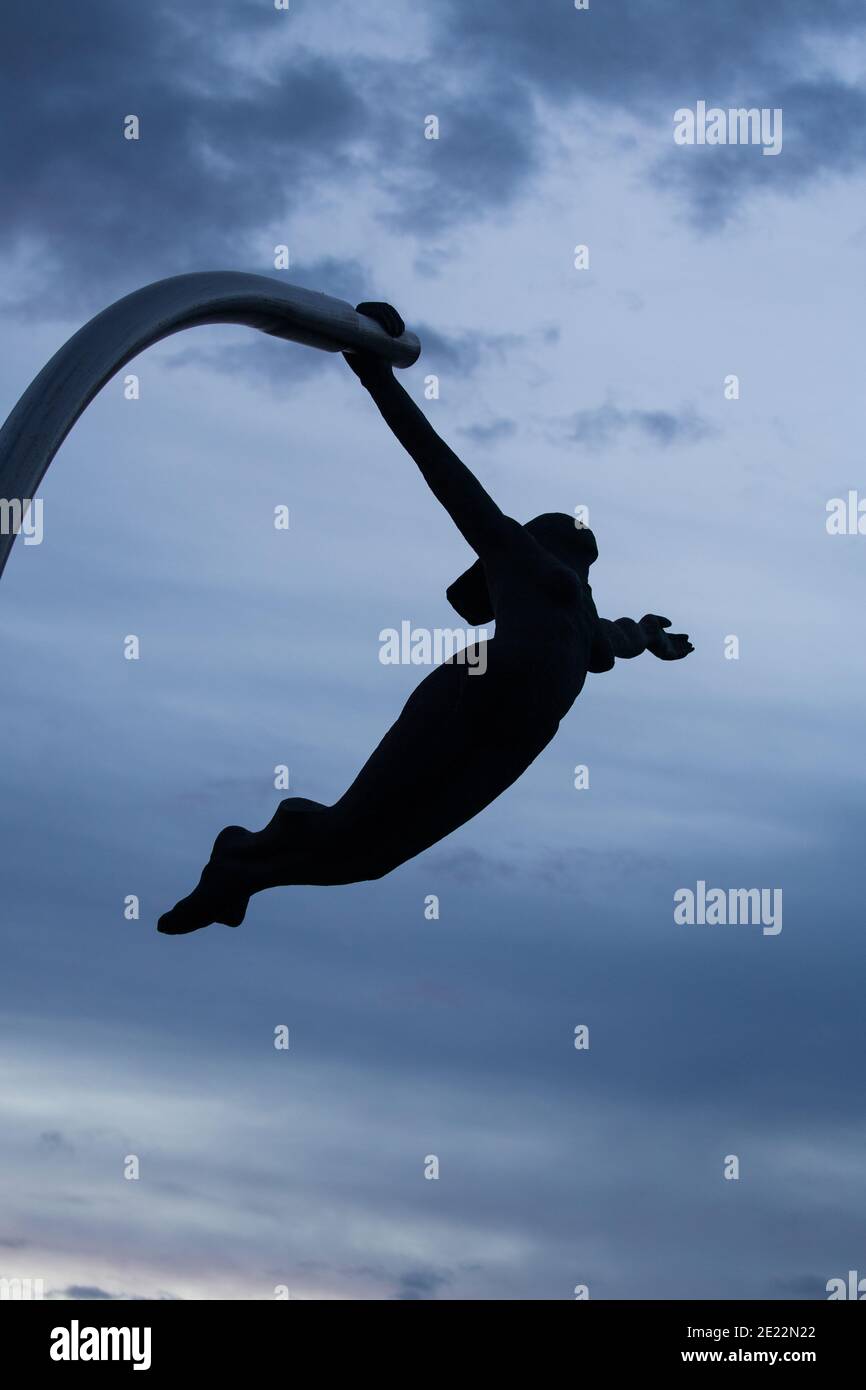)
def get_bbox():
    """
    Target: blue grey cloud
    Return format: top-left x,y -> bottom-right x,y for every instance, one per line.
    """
564,402 -> 715,449
57,1285 -> 180,1301
459,418 -> 518,446
5,0 -> 861,324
